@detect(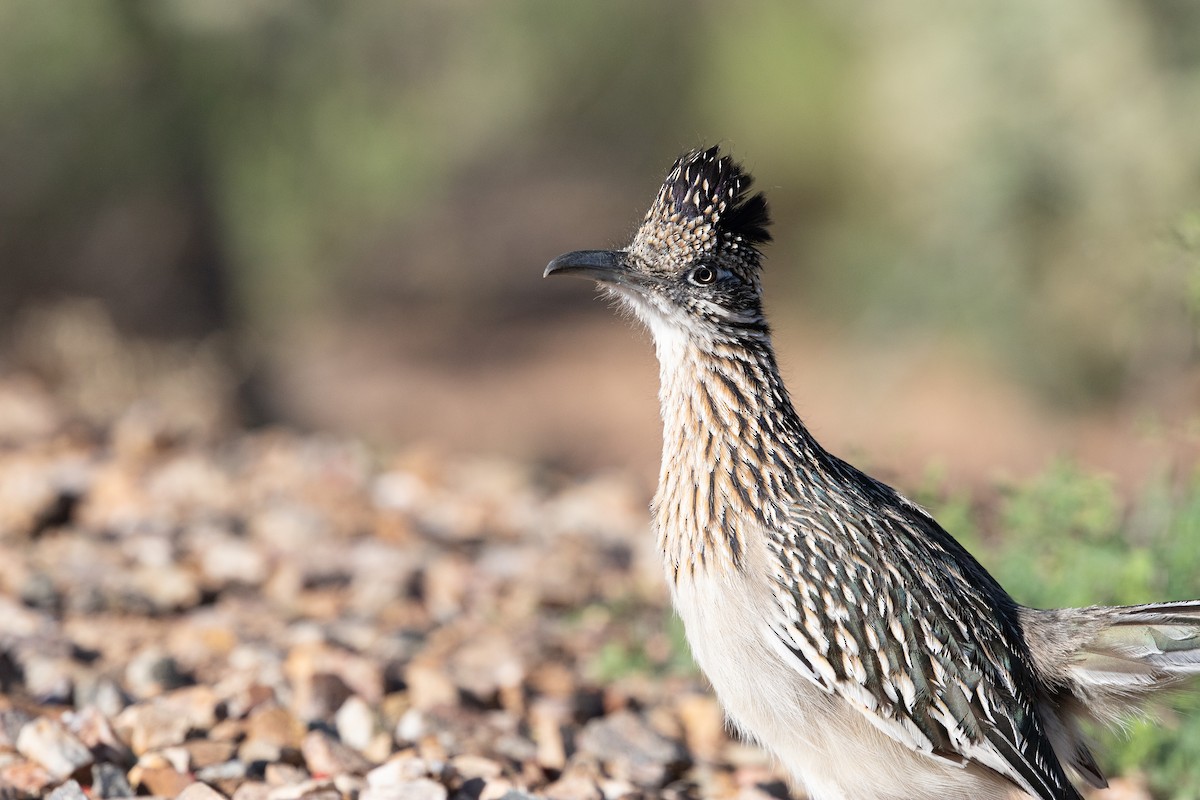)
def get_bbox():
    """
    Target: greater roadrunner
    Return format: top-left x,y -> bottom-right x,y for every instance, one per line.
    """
545,147 -> 1200,800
